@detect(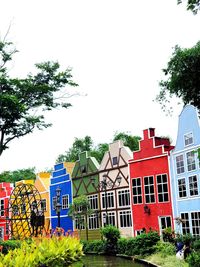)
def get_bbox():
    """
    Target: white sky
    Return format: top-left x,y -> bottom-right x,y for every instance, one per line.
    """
0,0 -> 199,172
